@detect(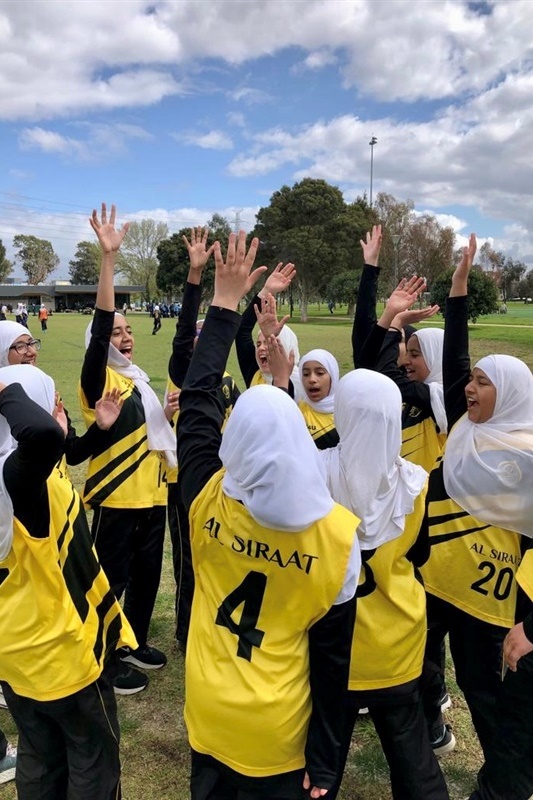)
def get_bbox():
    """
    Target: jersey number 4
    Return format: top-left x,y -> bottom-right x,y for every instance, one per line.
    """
216,571 -> 267,661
